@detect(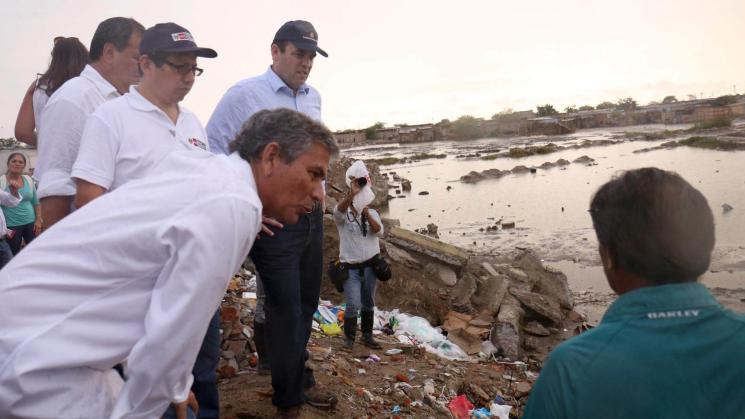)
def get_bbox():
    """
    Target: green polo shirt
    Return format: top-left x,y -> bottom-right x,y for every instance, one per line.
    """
524,282 -> 745,419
